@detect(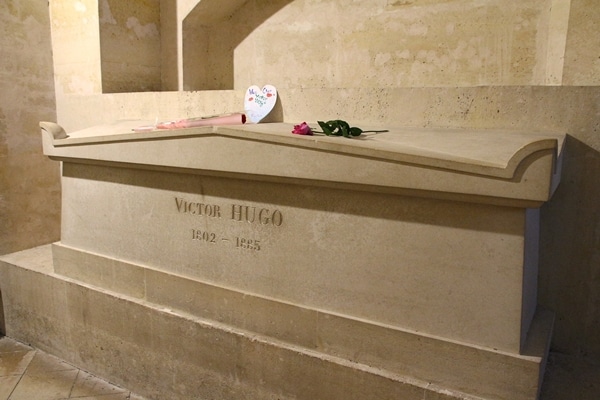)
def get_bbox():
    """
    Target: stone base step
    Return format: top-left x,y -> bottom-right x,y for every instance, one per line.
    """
0,245 -> 551,400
